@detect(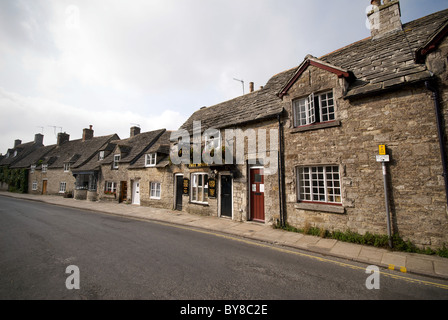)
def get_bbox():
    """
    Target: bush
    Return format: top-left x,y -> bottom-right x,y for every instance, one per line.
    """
275,222 -> 448,259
